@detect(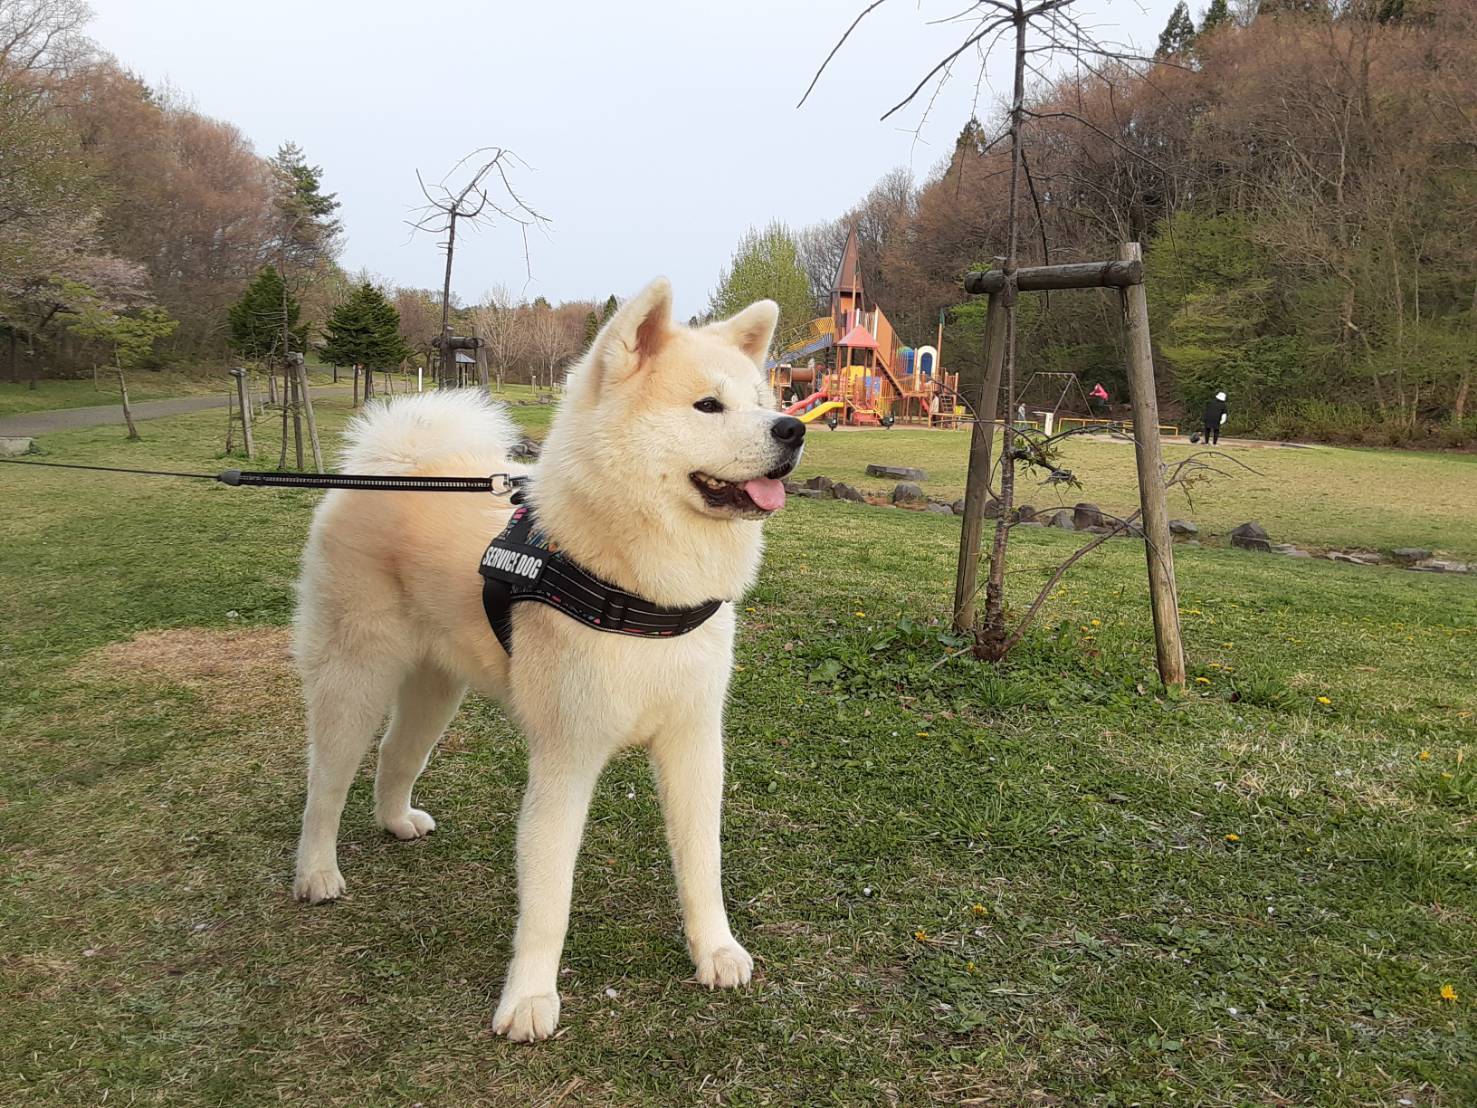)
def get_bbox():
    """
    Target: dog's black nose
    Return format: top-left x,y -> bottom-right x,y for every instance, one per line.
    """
771,416 -> 806,446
